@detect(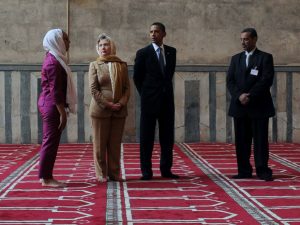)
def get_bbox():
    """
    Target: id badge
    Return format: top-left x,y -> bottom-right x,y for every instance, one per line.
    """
250,68 -> 258,76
